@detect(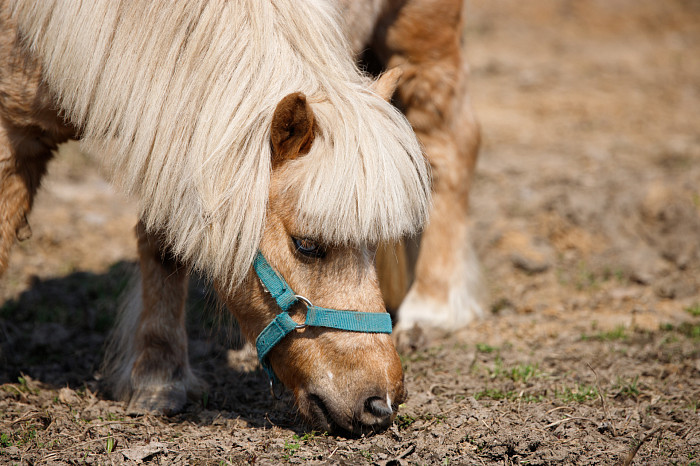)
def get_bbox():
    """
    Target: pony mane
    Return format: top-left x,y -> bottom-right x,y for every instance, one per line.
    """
10,0 -> 431,290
